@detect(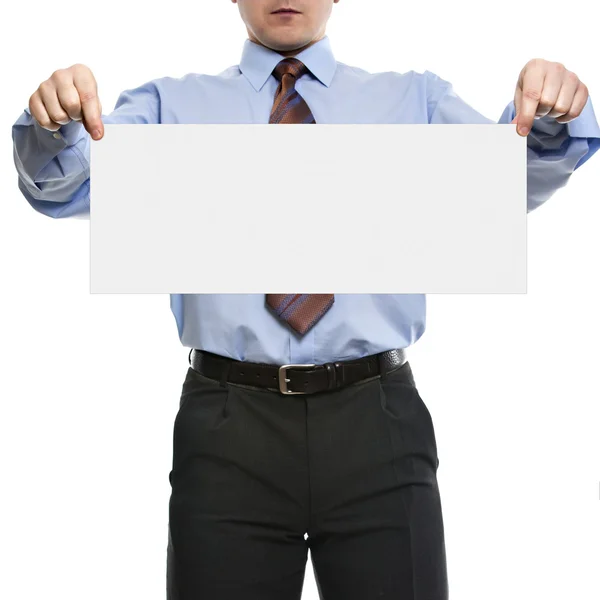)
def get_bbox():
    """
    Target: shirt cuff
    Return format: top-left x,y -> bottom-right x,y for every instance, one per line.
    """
24,106 -> 86,148
564,94 -> 600,139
